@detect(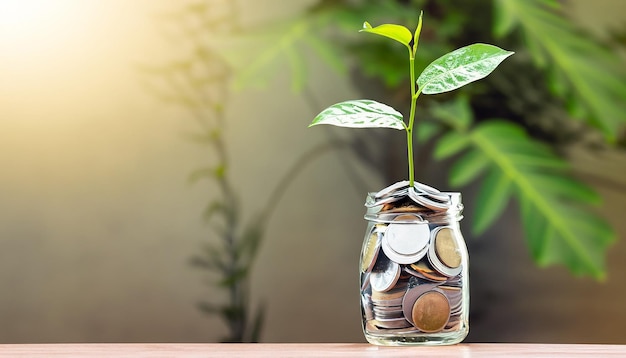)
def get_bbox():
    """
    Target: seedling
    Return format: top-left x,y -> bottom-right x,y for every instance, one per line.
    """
310,12 -> 514,187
